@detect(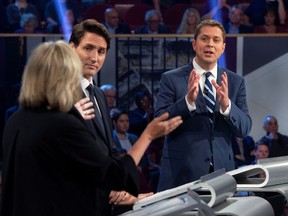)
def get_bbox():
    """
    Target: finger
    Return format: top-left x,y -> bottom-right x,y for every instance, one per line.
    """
155,112 -> 169,122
